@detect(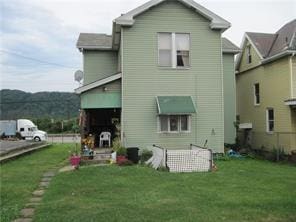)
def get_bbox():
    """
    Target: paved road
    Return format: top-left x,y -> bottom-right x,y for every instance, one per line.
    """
0,140 -> 41,156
